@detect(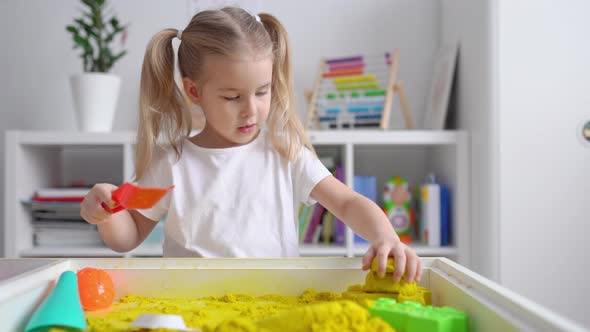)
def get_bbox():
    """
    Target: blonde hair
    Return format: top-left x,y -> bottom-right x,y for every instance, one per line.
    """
135,7 -> 313,181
